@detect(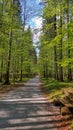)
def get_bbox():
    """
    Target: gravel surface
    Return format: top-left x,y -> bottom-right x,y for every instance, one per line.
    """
0,76 -> 57,130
